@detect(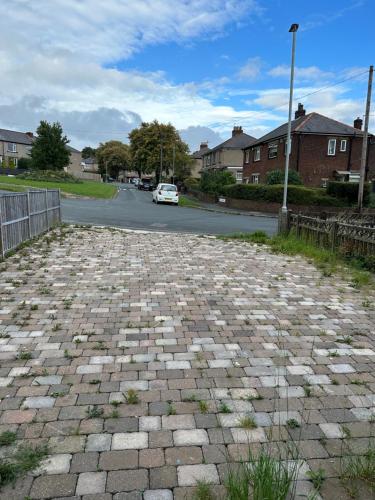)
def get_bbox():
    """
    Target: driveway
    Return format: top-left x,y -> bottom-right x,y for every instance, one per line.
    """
61,184 -> 277,235
0,226 -> 374,499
